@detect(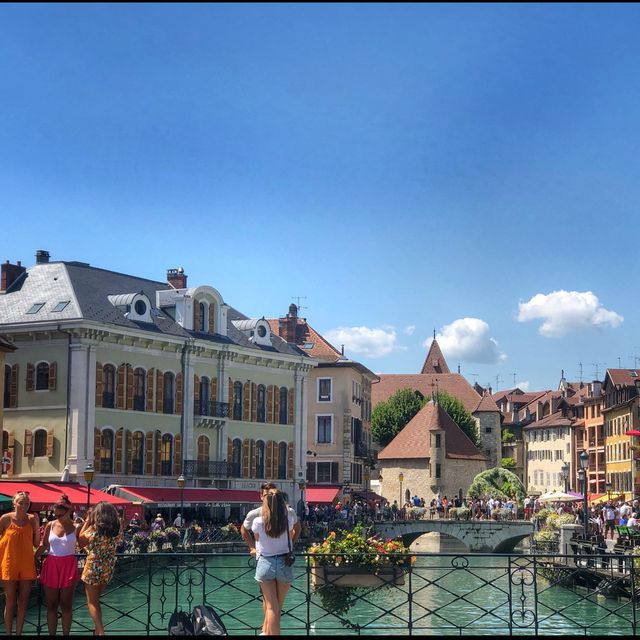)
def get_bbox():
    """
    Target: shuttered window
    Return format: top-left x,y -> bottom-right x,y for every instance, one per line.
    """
279,388 -> 288,425
101,429 -> 114,474
103,365 -> 116,408
163,372 -> 175,414
36,362 -> 50,390
131,432 -> 144,474
161,434 -> 173,476
277,442 -> 288,479
200,377 -> 210,415
231,438 -> 242,477
133,369 -> 146,411
34,429 -> 48,457
256,440 -> 265,478
3,365 -> 10,408
257,385 -> 266,423
233,382 -> 243,420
